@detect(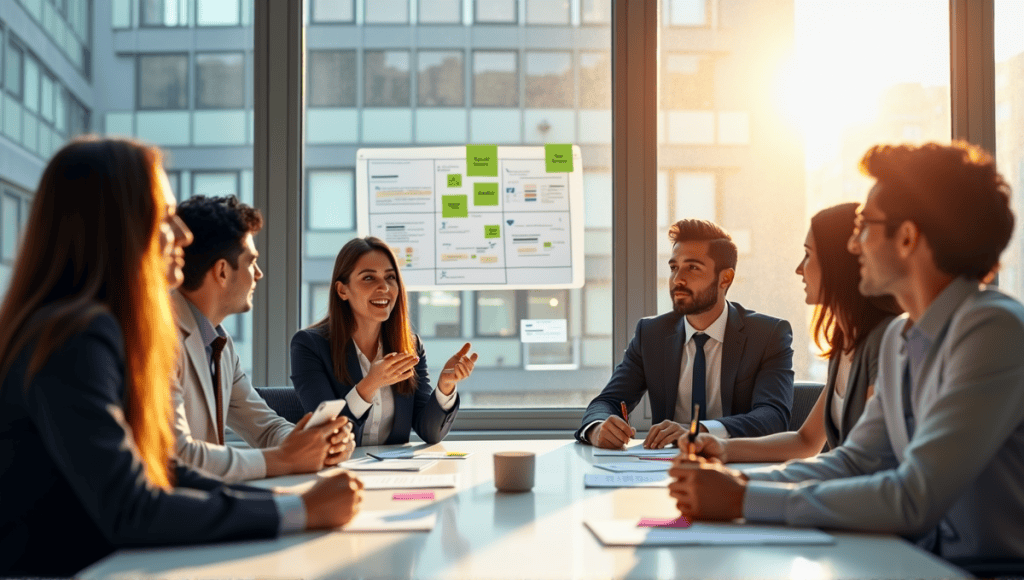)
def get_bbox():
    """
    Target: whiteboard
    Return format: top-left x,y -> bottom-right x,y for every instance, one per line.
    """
355,146 -> 585,291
